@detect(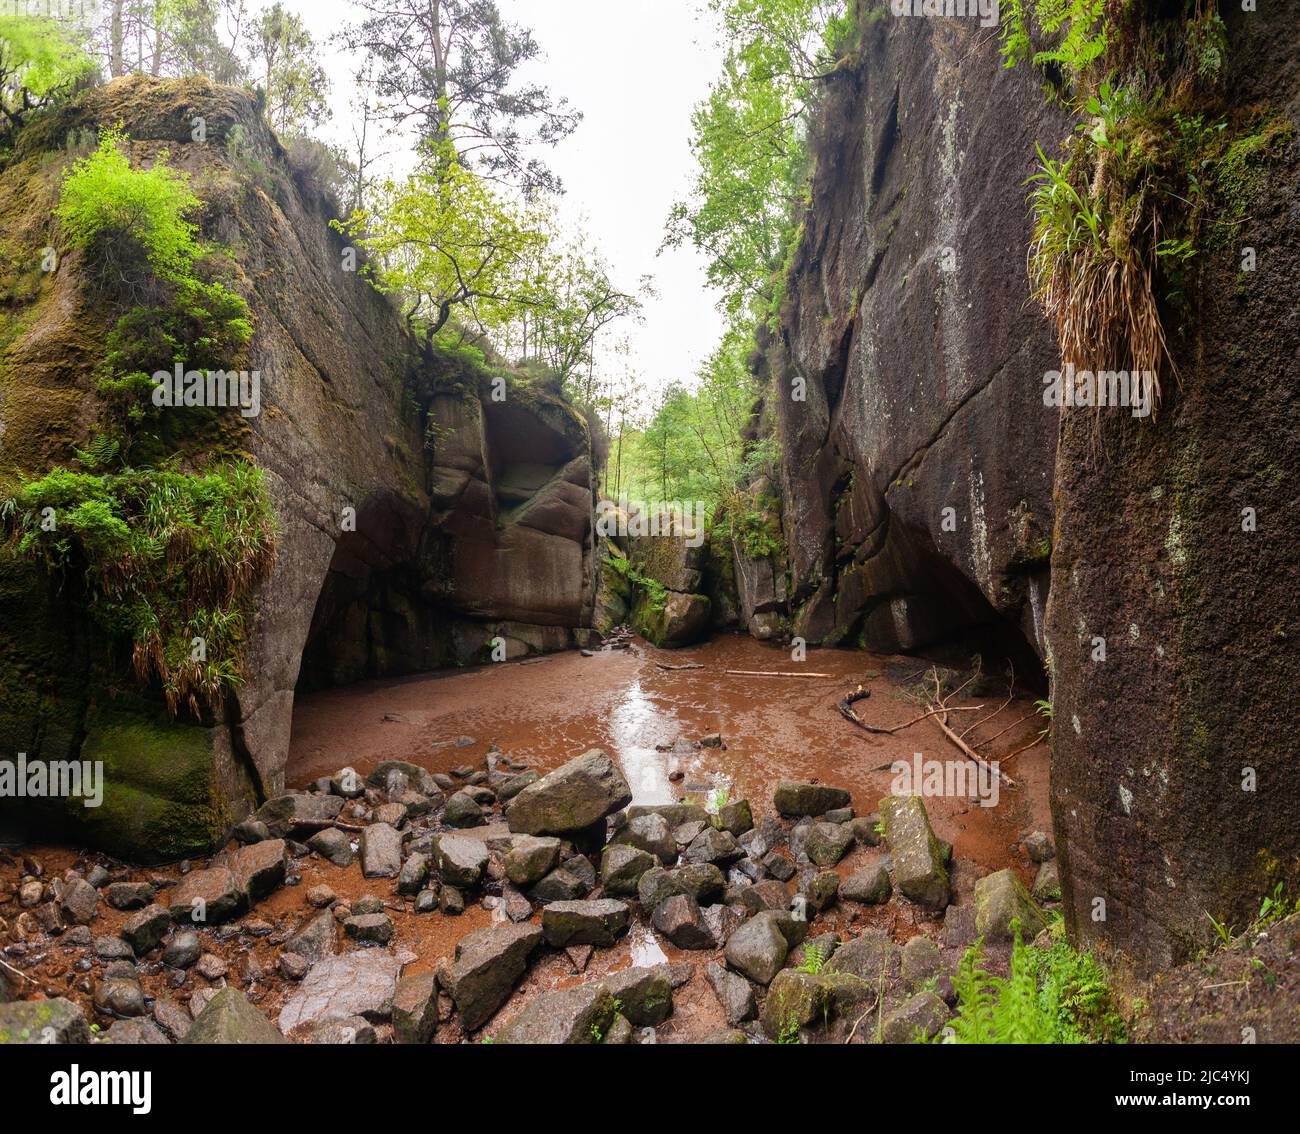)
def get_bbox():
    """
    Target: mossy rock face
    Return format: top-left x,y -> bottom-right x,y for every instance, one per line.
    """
631,589 -> 710,648
36,701 -> 256,864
